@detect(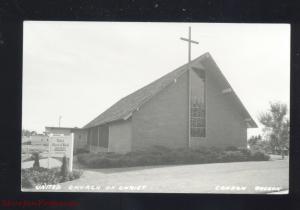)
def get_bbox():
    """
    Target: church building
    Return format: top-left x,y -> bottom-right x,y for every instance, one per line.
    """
83,52 -> 257,153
